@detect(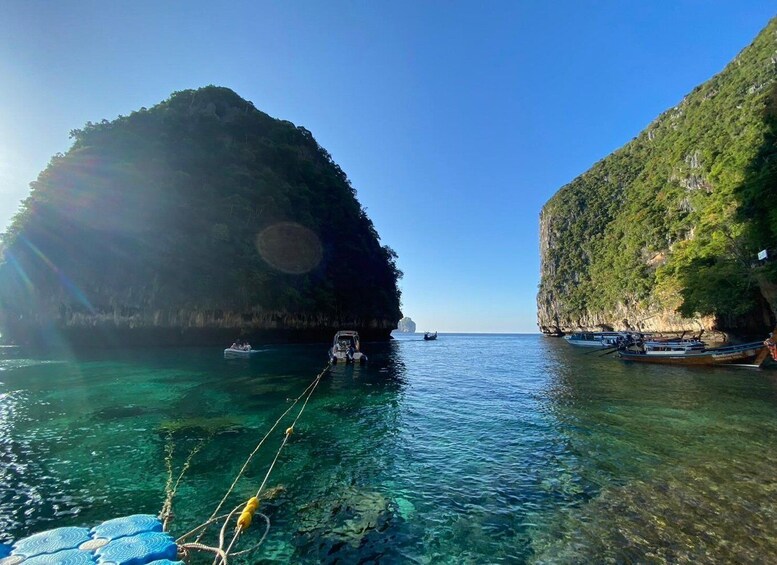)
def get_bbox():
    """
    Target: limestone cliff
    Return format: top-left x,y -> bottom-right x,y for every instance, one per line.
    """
538,18 -> 777,337
0,87 -> 402,347
396,317 -> 416,333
